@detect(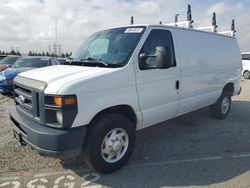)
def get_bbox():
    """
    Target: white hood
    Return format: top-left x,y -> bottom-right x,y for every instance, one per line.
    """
18,65 -> 116,94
